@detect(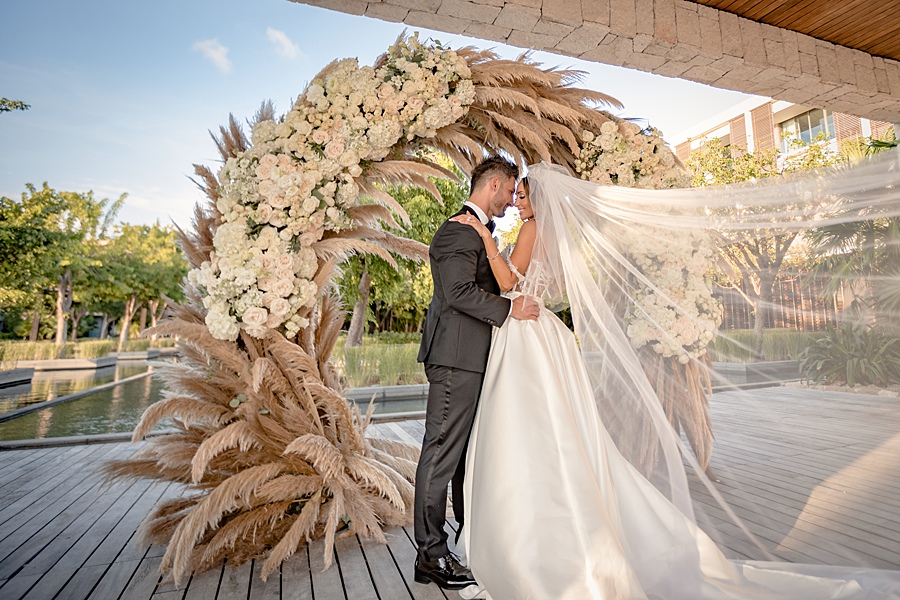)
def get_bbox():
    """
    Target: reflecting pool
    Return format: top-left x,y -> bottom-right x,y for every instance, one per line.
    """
0,372 -> 165,441
0,369 -> 427,441
0,362 -> 152,415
